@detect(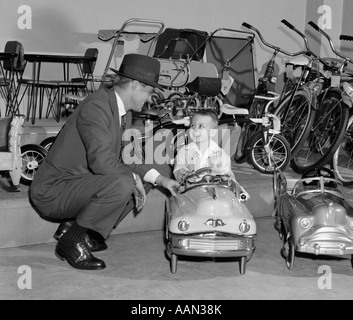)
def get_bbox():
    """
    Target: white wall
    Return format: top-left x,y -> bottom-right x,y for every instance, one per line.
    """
0,0 -> 308,77
0,0 -> 348,115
